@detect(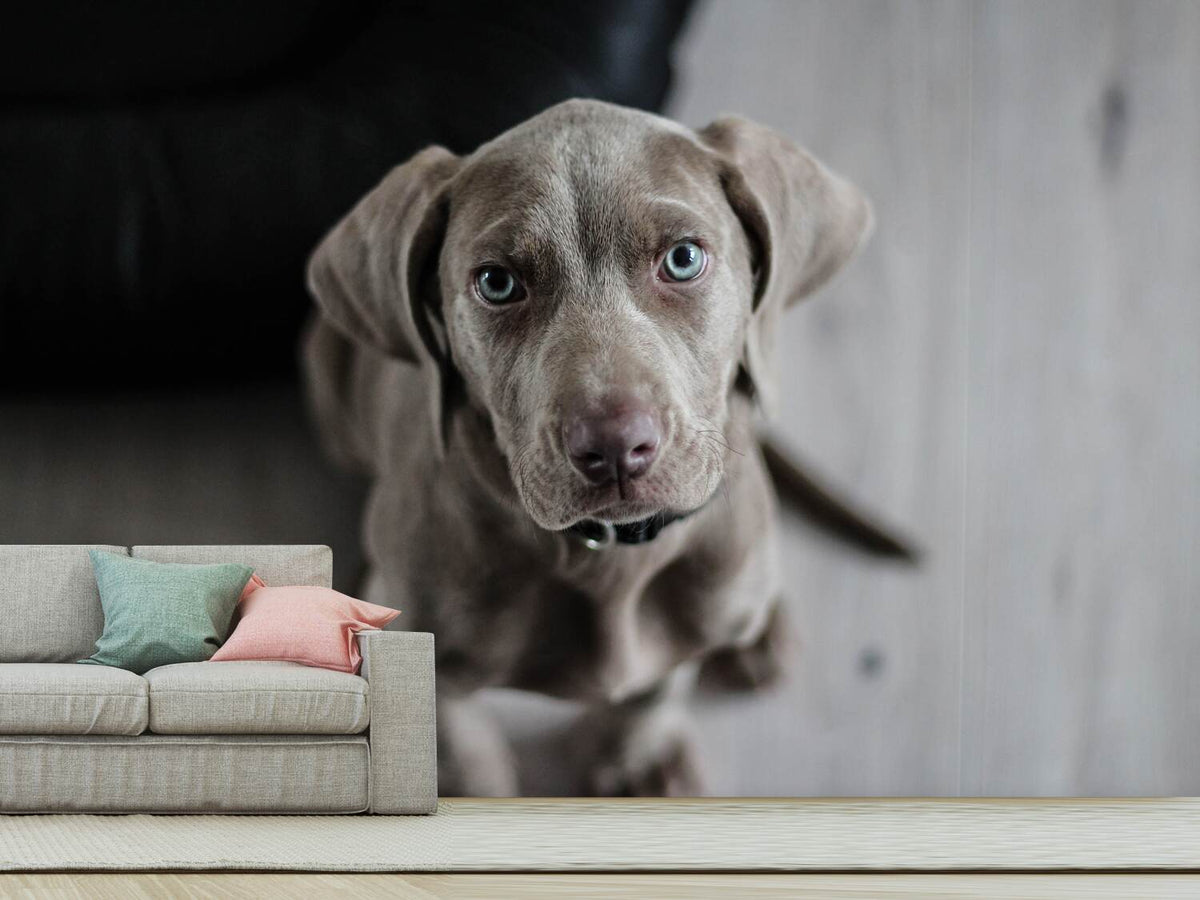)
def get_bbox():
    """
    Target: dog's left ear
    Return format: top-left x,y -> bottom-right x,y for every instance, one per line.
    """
699,116 -> 873,414
306,146 -> 461,453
